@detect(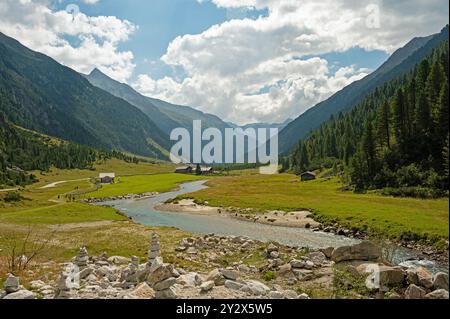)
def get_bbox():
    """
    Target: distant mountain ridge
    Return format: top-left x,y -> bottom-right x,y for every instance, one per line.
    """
0,32 -> 169,159
278,25 -> 449,154
85,69 -> 231,136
